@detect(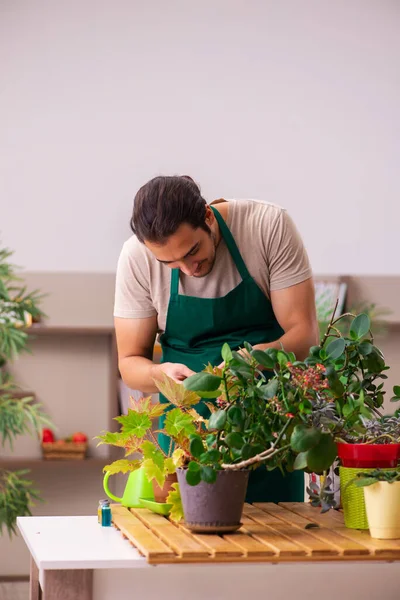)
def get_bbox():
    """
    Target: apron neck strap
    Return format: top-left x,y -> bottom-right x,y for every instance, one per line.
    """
211,205 -> 250,280
170,204 -> 250,295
